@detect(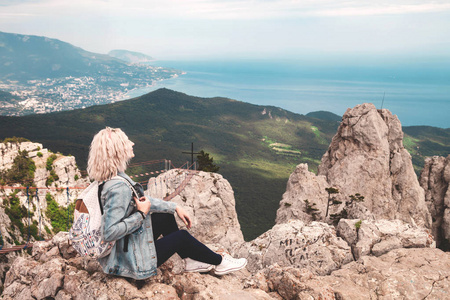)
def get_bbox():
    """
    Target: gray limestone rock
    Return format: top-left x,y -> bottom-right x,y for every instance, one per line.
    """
278,103 -> 431,229
146,169 -> 245,250
318,103 -> 431,228
236,220 -> 353,275
276,164 -> 329,224
0,141 -> 42,172
2,234 -> 274,300
263,248 -> 450,300
337,219 -> 435,260
419,155 -> 450,249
